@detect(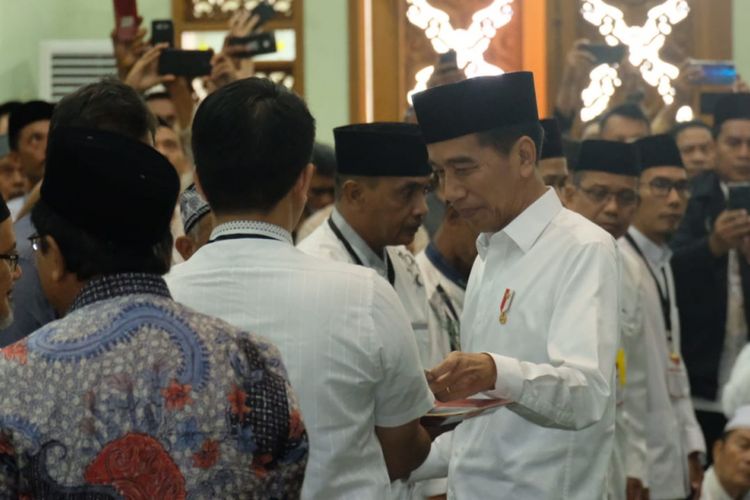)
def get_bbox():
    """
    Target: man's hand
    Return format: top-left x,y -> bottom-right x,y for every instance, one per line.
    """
426,352 -> 497,402
111,20 -> 147,80
709,209 -> 750,256
625,477 -> 645,500
208,53 -> 238,92
688,452 -> 703,499
124,44 -> 175,93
